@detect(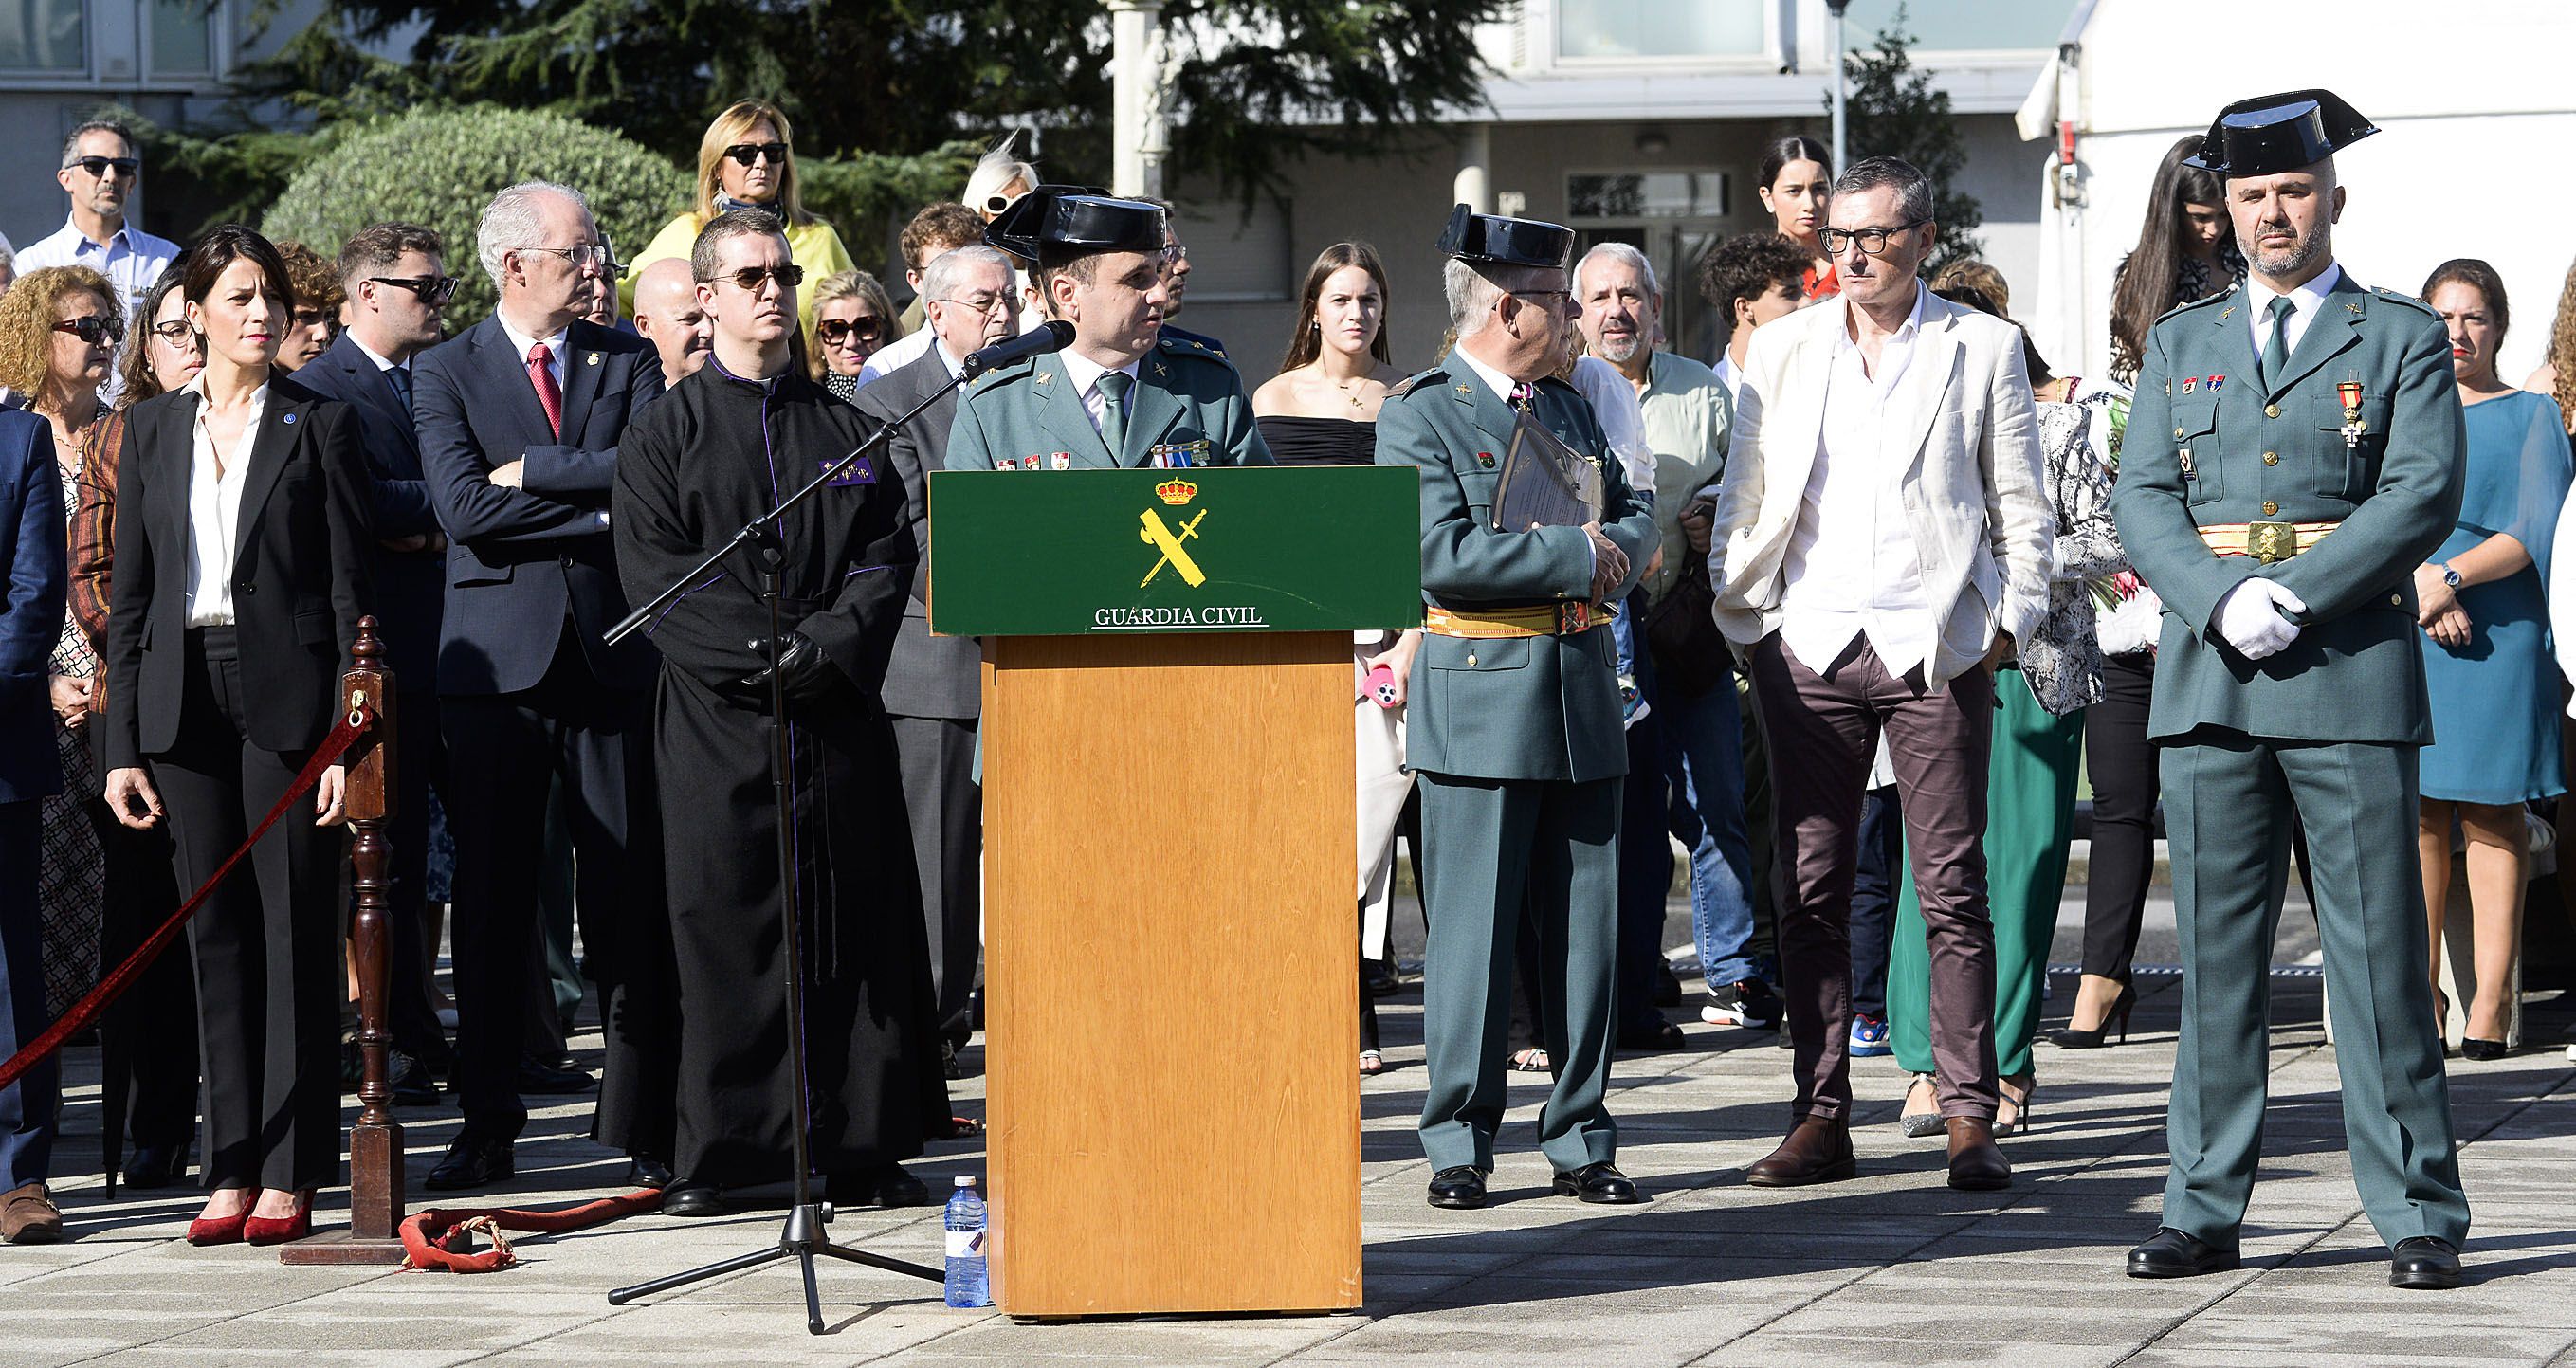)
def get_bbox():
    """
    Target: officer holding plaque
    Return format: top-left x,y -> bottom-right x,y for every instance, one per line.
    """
2110,89 -> 2472,1289
1378,205 -> 1656,1211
